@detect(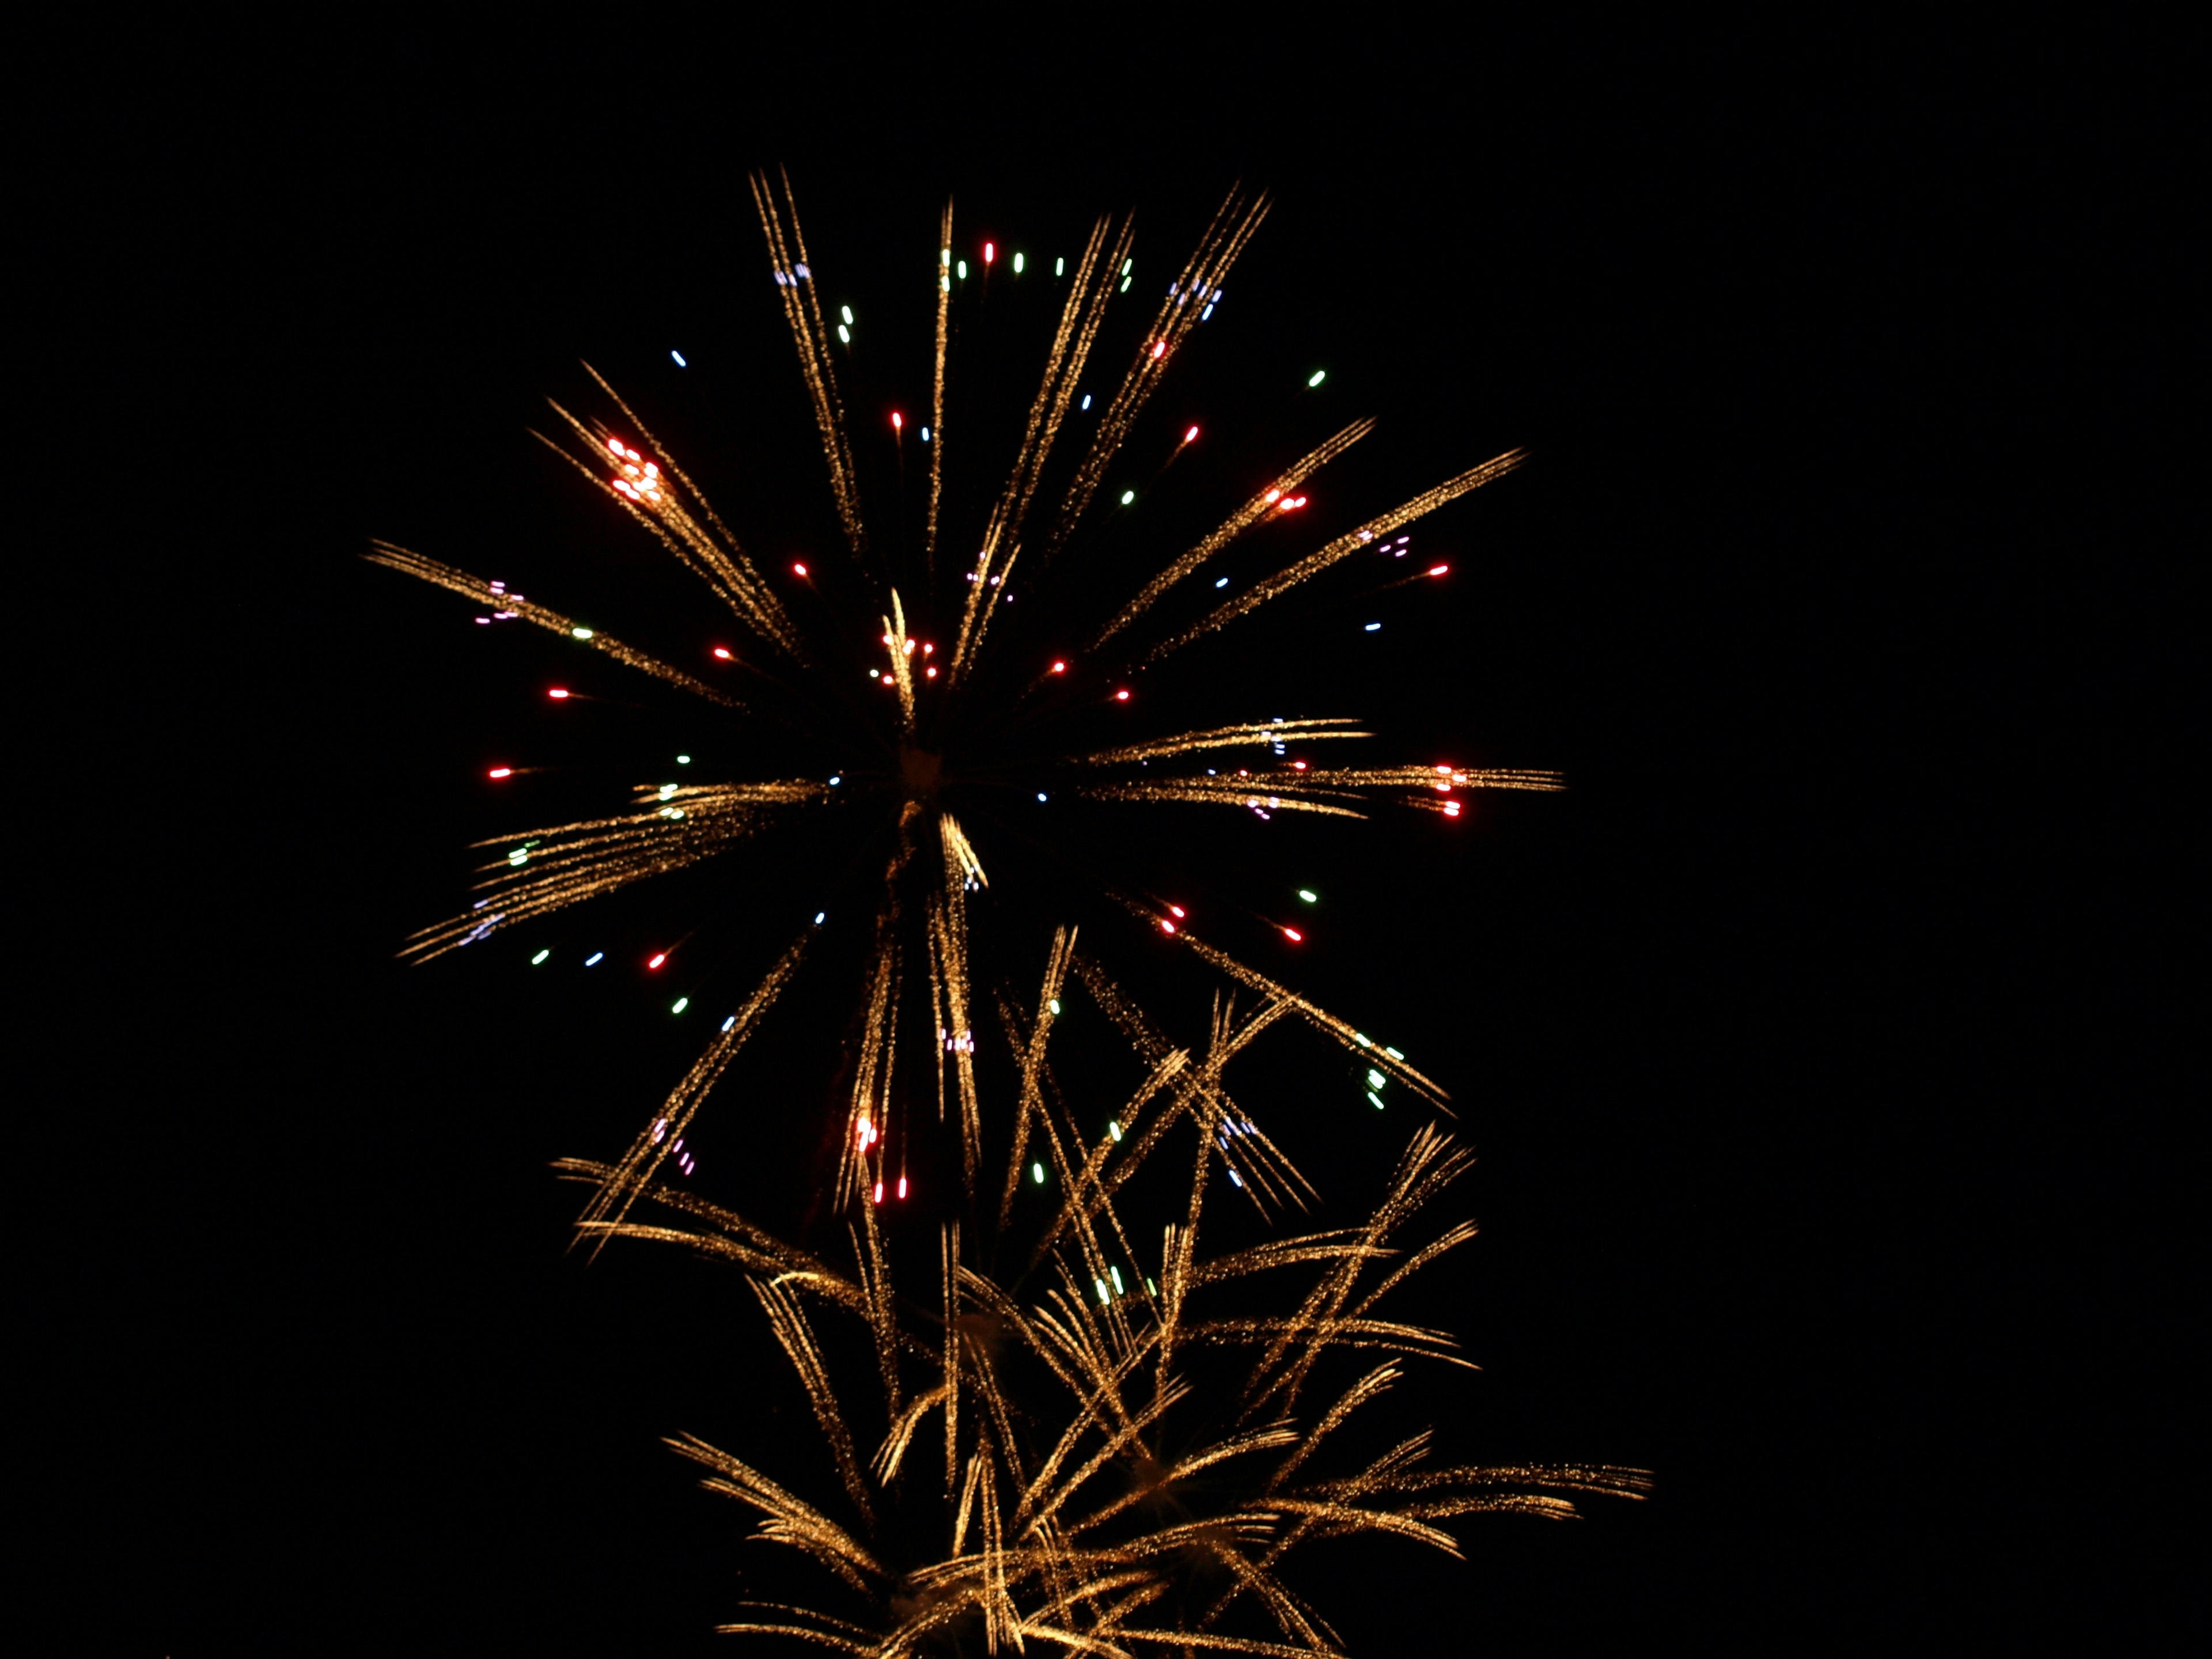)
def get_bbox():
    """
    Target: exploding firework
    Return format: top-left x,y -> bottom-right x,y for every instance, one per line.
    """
560,967 -> 1649,1656
372,174 -> 1635,1648
370,173 -> 1552,1228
